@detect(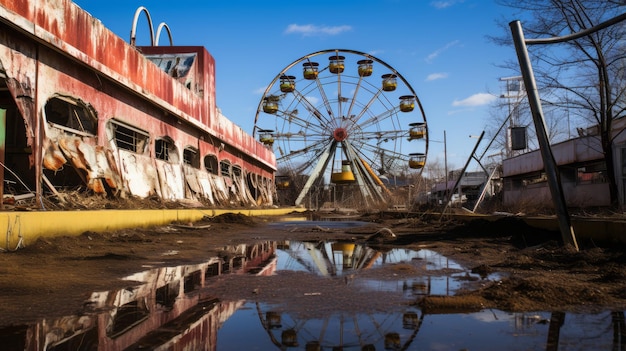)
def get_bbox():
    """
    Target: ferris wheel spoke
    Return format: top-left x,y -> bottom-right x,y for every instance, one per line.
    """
360,145 -> 408,175
343,76 -> 365,128
359,142 -> 409,162
353,108 -> 401,132
347,89 -> 384,127
274,131 -> 328,141
277,138 -> 332,163
275,109 -> 327,135
314,77 -> 337,125
291,89 -> 333,127
356,130 -> 408,142
348,140 -> 407,177
303,146 -> 336,173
